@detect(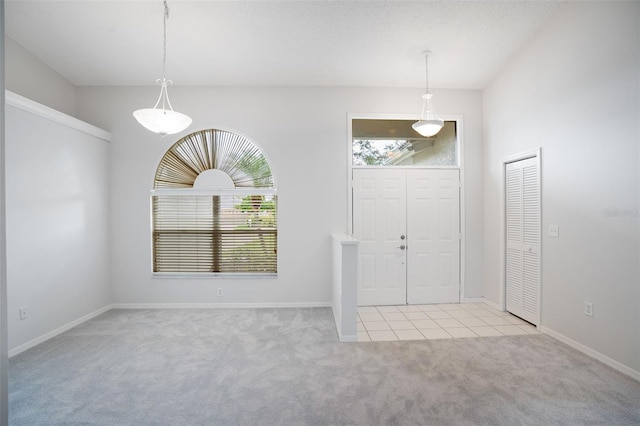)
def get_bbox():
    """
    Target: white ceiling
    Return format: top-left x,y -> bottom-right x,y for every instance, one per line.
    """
5,0 -> 567,89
